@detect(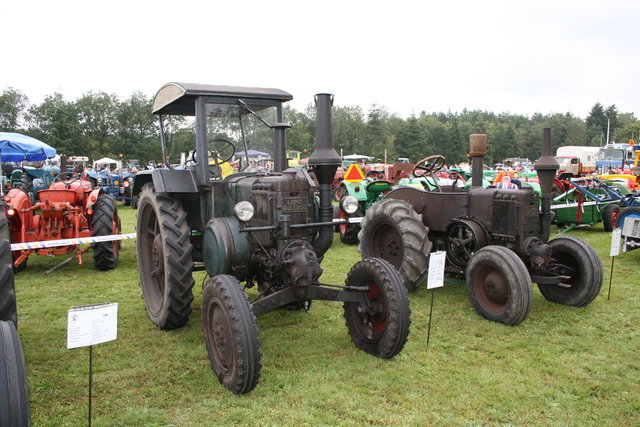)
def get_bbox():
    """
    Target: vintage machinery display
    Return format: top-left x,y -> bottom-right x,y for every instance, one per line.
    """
3,171 -> 121,271
132,83 -> 411,394
0,204 -> 31,426
358,129 -> 603,326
